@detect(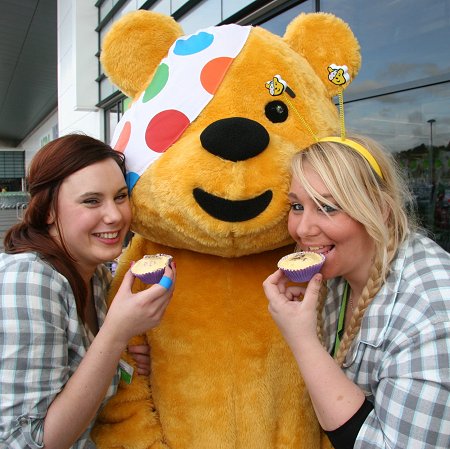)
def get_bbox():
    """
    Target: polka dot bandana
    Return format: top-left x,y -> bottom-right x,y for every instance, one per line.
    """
111,24 -> 251,192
